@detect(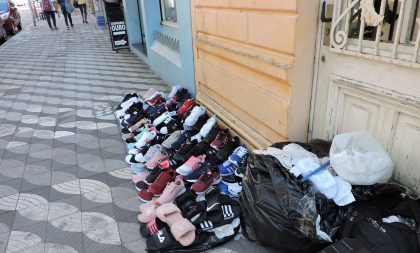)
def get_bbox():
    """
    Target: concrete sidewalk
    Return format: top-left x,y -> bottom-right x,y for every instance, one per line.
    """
0,10 -> 275,253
